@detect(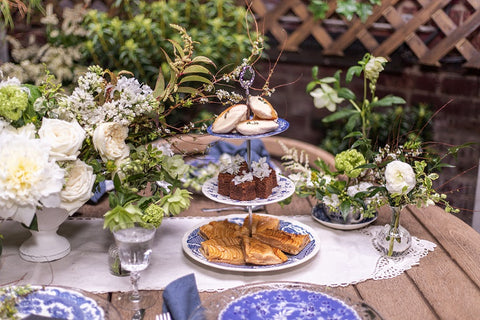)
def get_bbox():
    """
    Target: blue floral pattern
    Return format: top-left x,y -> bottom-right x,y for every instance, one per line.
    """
219,289 -> 361,320
13,286 -> 104,319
